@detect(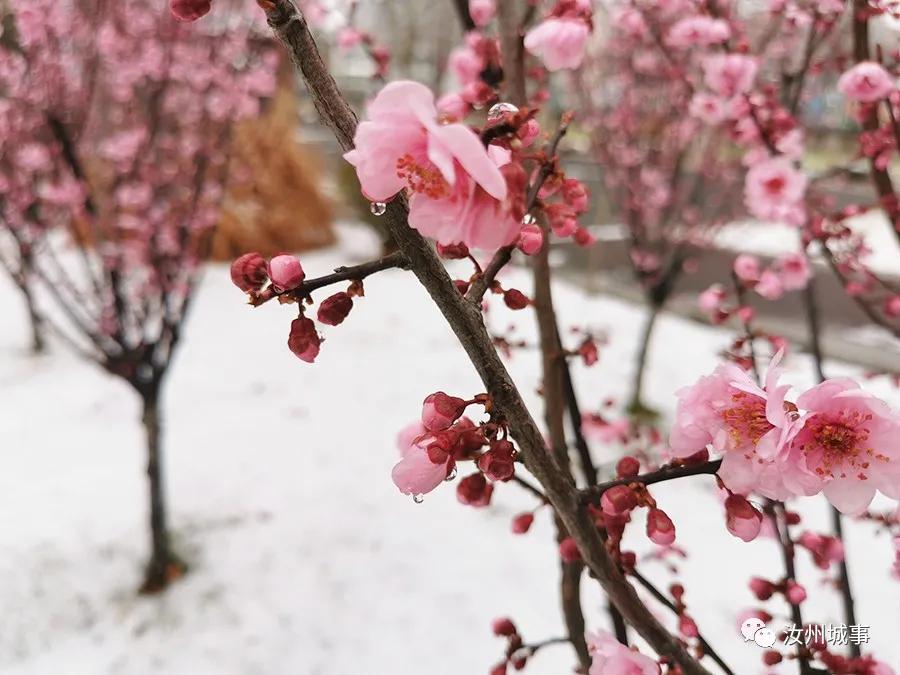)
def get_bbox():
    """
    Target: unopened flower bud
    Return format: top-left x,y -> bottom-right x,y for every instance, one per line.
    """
268,254 -> 305,292
491,617 -> 517,637
421,392 -> 467,432
724,494 -> 763,542
679,614 -> 699,638
230,252 -> 268,292
477,440 -> 516,481
559,537 -> 581,562
749,577 -> 775,600
287,316 -> 320,363
317,292 -> 353,326
503,288 -> 530,310
763,651 -> 782,666
616,456 -> 640,478
561,178 -> 589,213
785,580 -> 807,604
437,242 -> 470,259
457,473 -> 493,507
600,485 -> 638,516
171,0 -> 212,21
647,508 -> 676,546
511,512 -> 534,534
517,224 -> 544,255
573,226 -> 596,247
